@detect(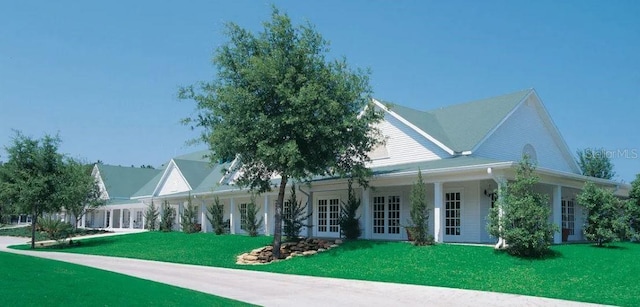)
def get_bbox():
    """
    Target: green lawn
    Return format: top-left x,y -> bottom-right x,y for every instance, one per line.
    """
11,232 -> 640,306
0,251 -> 252,307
